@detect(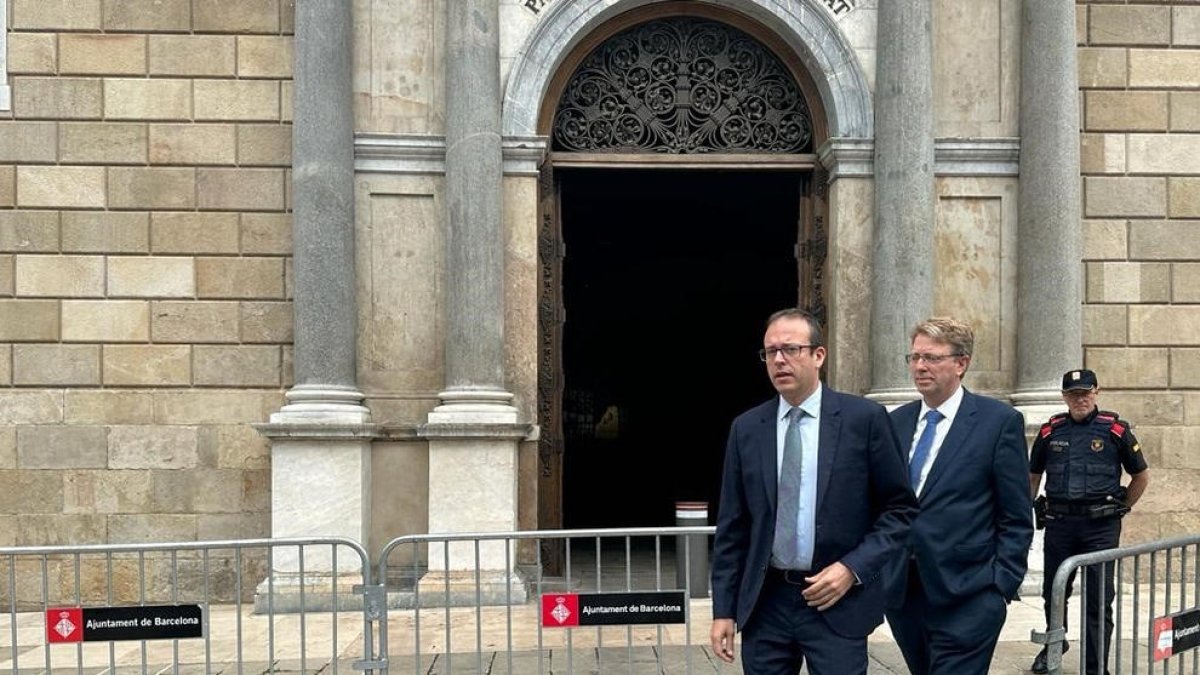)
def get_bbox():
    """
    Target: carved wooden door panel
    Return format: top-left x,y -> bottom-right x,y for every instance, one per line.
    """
798,169 -> 828,325
536,159 -> 566,575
